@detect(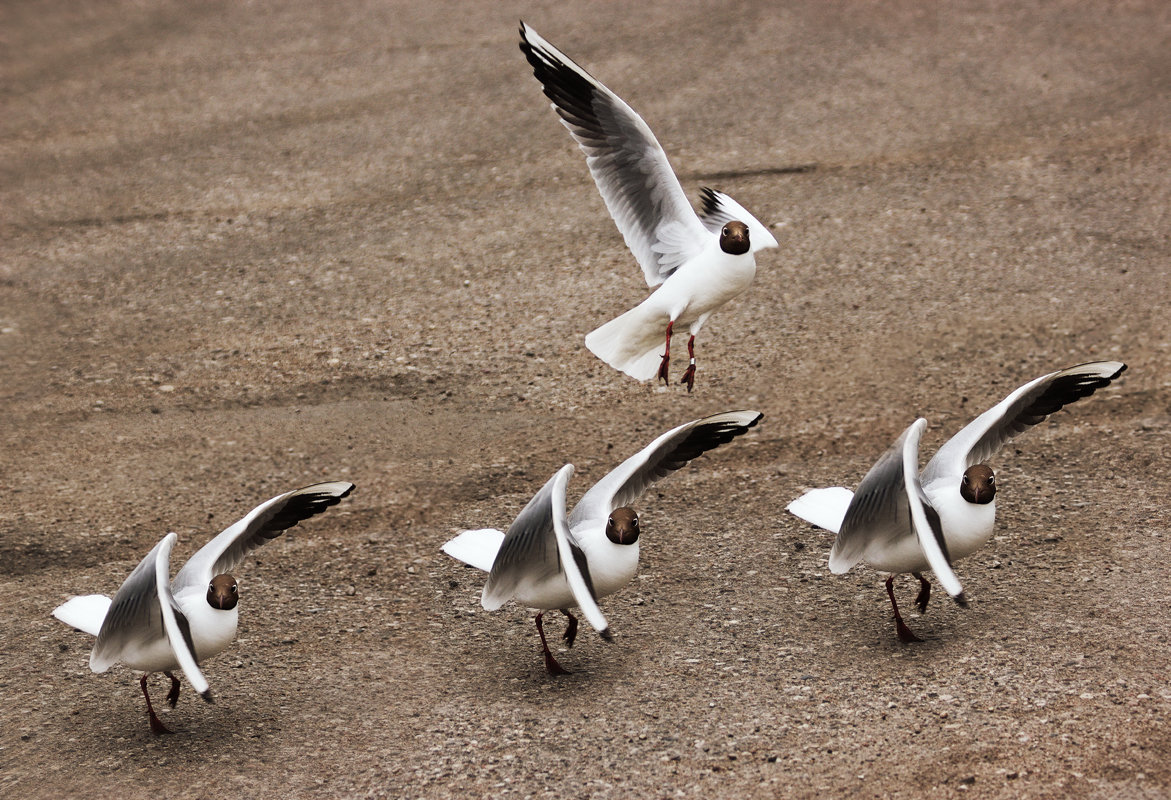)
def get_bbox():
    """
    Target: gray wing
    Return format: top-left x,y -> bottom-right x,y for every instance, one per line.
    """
830,419 -> 964,598
519,22 -> 710,286
829,423 -> 919,574
173,481 -> 355,592
90,533 -> 212,698
922,361 -> 1127,484
569,410 -> 763,528
481,465 -> 609,635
